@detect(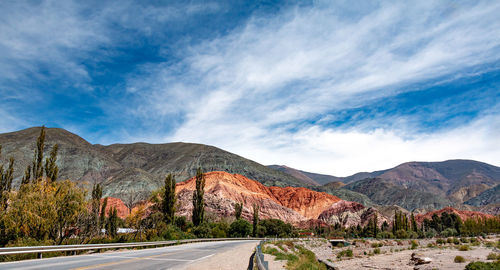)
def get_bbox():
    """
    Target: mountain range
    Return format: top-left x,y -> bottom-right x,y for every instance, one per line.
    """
0,127 -> 499,214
